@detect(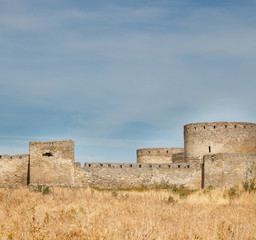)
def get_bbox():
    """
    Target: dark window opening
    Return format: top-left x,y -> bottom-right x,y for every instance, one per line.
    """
139,165 -> 141,168
0,155 -> 2,158
224,125 -> 227,128
187,165 -> 190,168
166,150 -> 168,153
213,126 -> 216,129
234,125 -> 237,128
148,151 -> 150,154
149,165 -> 152,168
168,165 -> 171,168
42,152 -> 53,157
203,126 -> 205,129
178,165 -> 180,168
159,165 -> 161,168
100,164 -> 103,167
108,164 -> 111,168
130,164 -> 132,167
120,165 -> 122,168
19,156 -> 22,159
194,127 -> 196,130
88,164 -> 91,167
244,126 -> 246,128
209,146 -> 211,153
